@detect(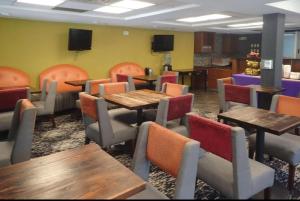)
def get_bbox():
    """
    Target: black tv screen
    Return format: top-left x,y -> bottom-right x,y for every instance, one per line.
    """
68,28 -> 92,51
152,35 -> 174,52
